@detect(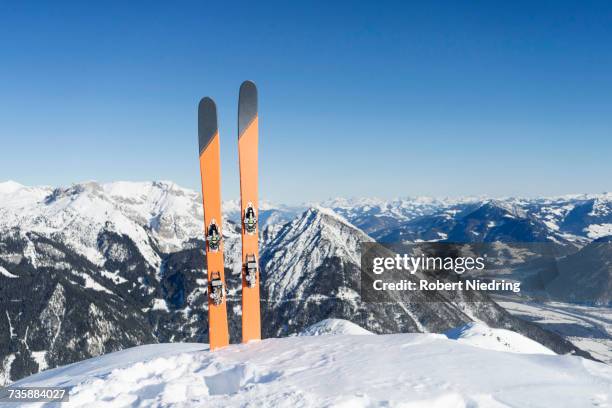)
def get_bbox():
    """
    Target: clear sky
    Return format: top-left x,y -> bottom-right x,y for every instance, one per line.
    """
1,1 -> 611,203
